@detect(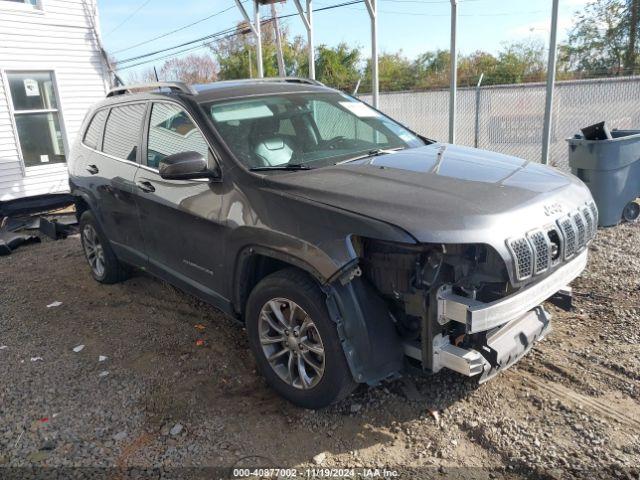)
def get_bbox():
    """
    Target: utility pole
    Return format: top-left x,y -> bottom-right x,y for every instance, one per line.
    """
364,0 -> 378,108
271,2 -> 286,77
449,0 -> 458,144
293,0 -> 315,79
541,0 -> 560,165
235,0 -> 263,78
627,0 -> 639,74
